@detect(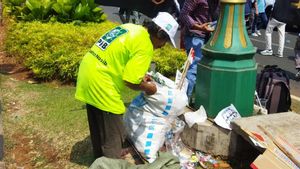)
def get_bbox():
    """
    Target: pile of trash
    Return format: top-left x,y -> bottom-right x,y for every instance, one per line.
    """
164,118 -> 231,169
124,71 -> 233,168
